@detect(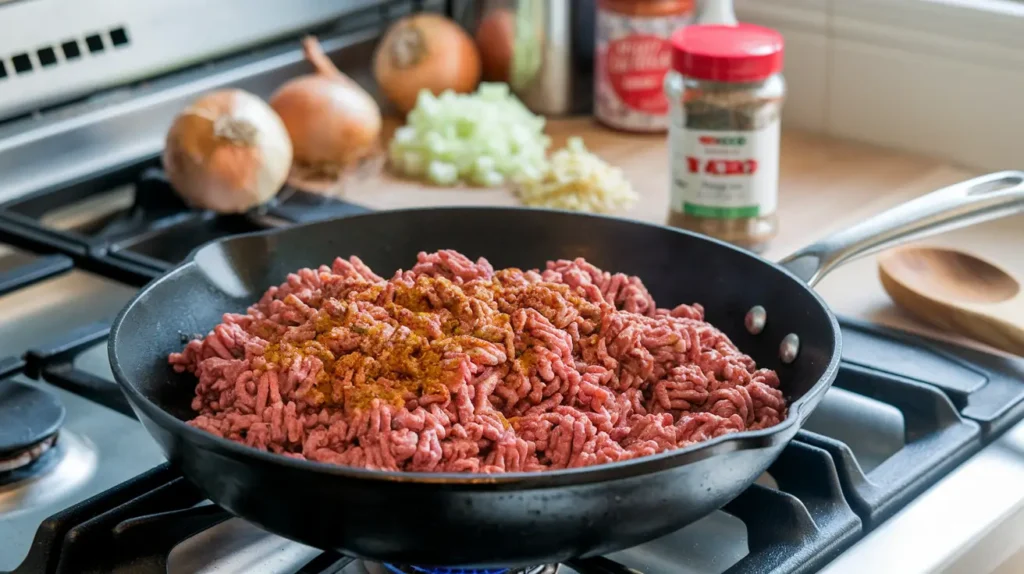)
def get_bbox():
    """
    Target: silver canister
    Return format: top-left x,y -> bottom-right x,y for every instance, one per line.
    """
449,0 -> 595,115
